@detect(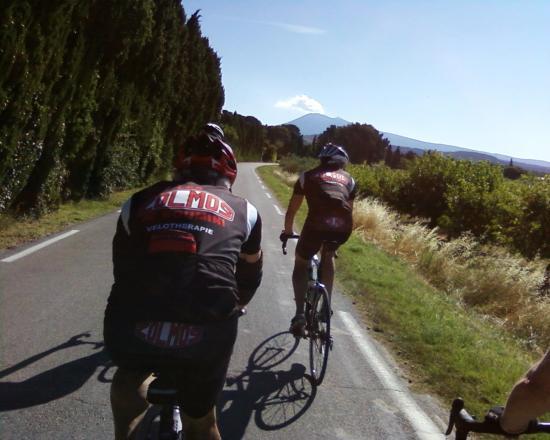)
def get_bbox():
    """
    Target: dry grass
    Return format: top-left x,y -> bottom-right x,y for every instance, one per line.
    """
273,168 -> 298,186
353,197 -> 550,350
